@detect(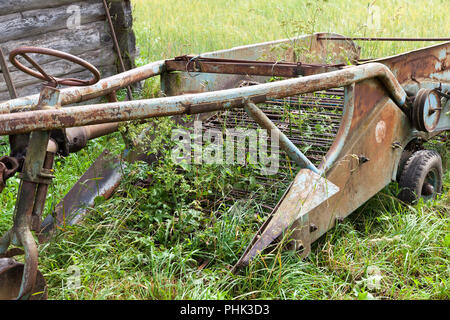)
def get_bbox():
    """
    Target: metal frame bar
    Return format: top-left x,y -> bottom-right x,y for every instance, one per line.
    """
0,63 -> 407,136
165,55 -> 345,77
0,60 -> 165,114
244,102 -> 320,174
